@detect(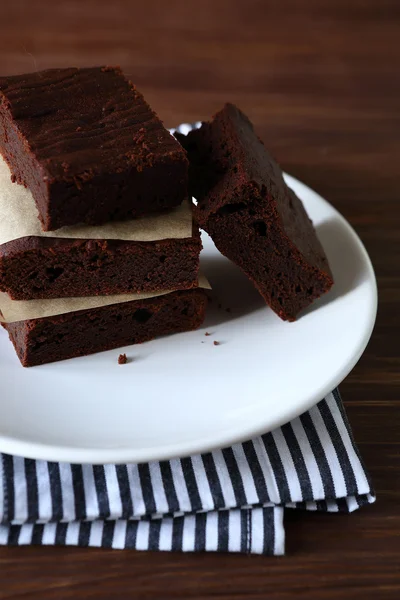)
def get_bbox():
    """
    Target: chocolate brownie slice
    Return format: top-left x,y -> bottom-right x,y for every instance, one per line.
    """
0,226 -> 201,300
3,288 -> 208,367
0,67 -> 188,230
176,104 -> 333,321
